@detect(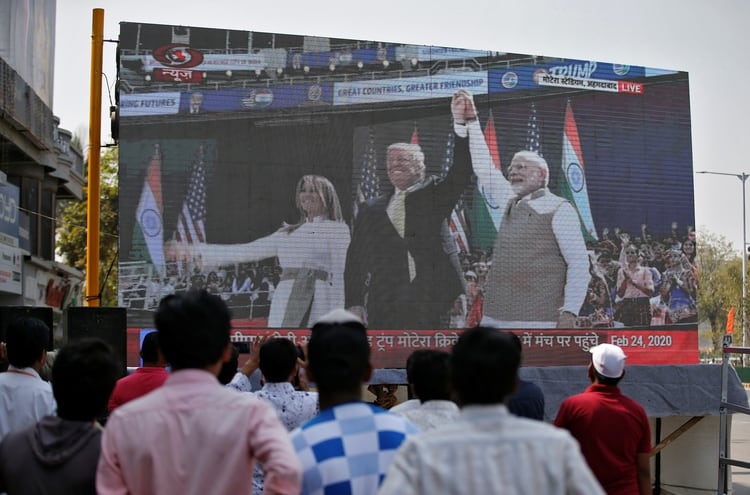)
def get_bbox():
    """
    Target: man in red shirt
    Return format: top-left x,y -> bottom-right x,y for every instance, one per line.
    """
555,343 -> 652,494
107,331 -> 168,412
